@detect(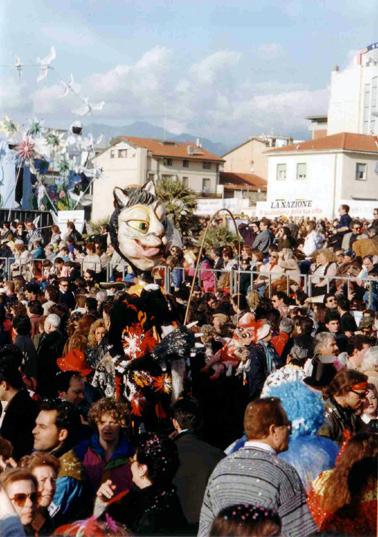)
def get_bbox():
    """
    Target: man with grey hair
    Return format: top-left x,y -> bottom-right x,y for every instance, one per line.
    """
199,398 -> 317,537
359,346 -> 378,388
37,313 -> 64,397
44,313 -> 61,333
304,332 -> 340,378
